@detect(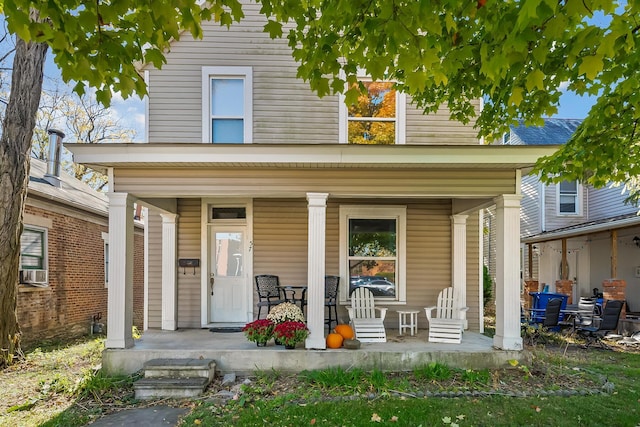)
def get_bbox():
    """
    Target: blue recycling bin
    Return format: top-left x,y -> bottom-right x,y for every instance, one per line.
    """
529,292 -> 569,323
